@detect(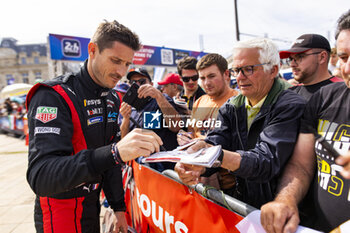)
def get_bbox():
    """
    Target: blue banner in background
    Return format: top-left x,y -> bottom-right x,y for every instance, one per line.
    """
49,33 -> 90,61
48,33 -> 207,66
132,45 -> 207,67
